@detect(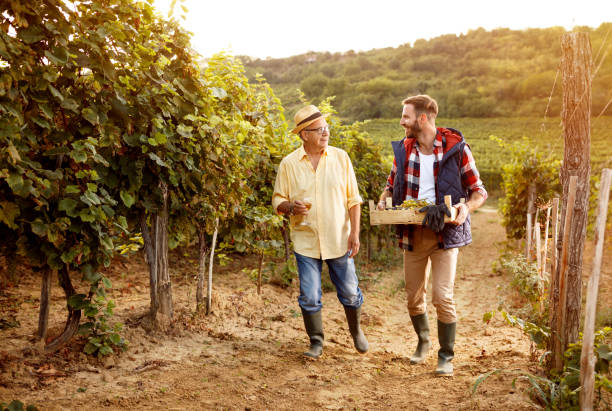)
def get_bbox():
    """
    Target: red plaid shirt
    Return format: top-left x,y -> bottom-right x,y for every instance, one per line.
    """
385,128 -> 487,249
